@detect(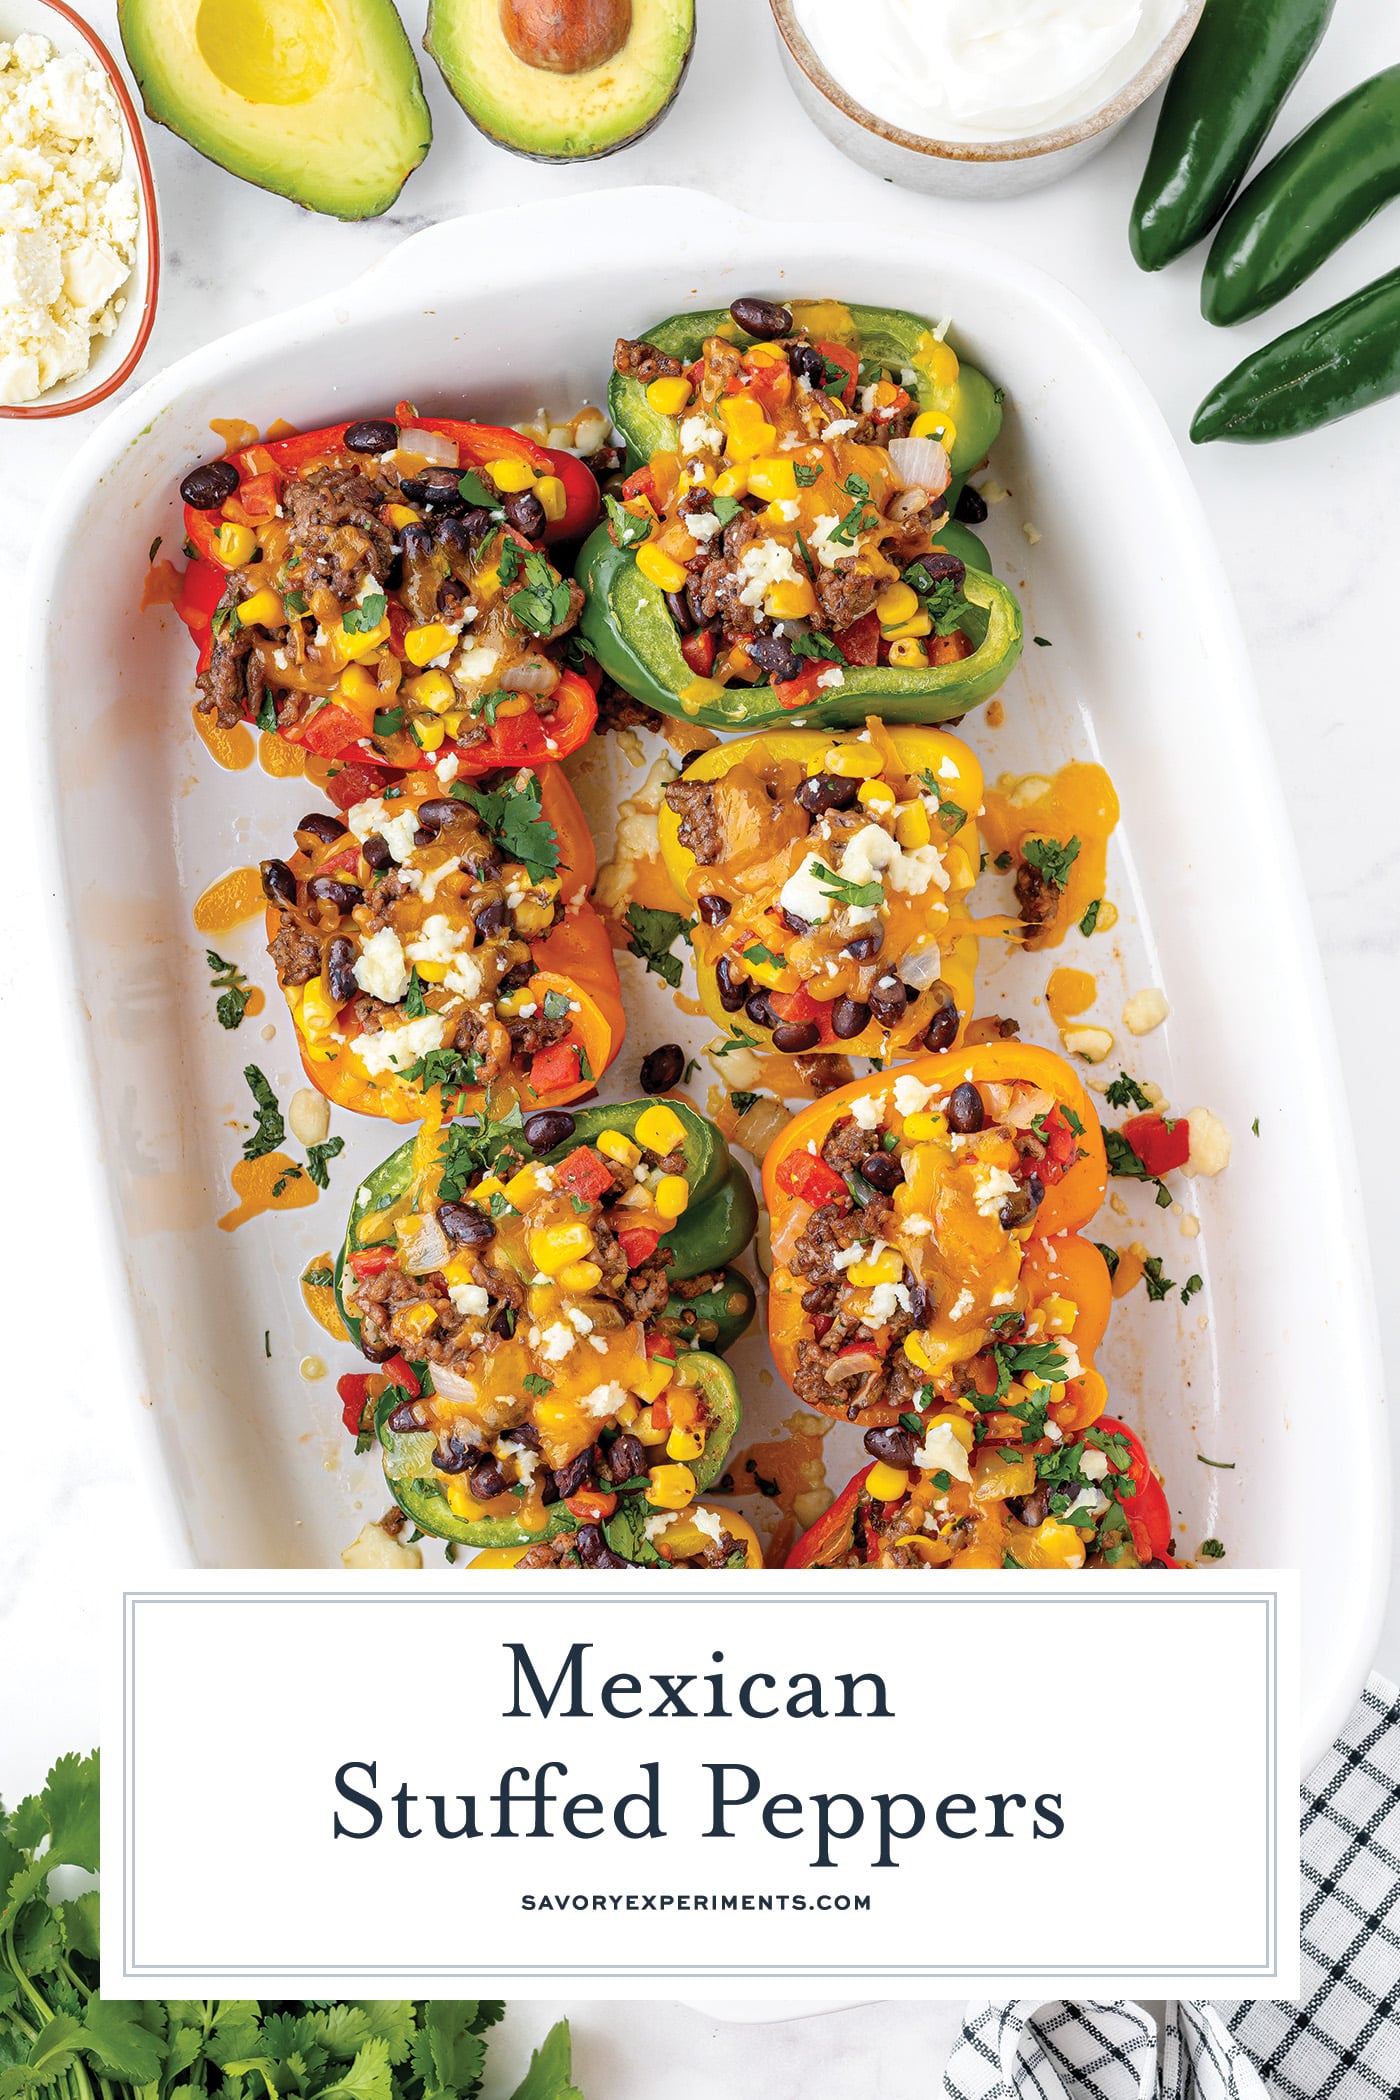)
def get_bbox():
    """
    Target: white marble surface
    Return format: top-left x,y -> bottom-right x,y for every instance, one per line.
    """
1,0 -> 1396,2067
